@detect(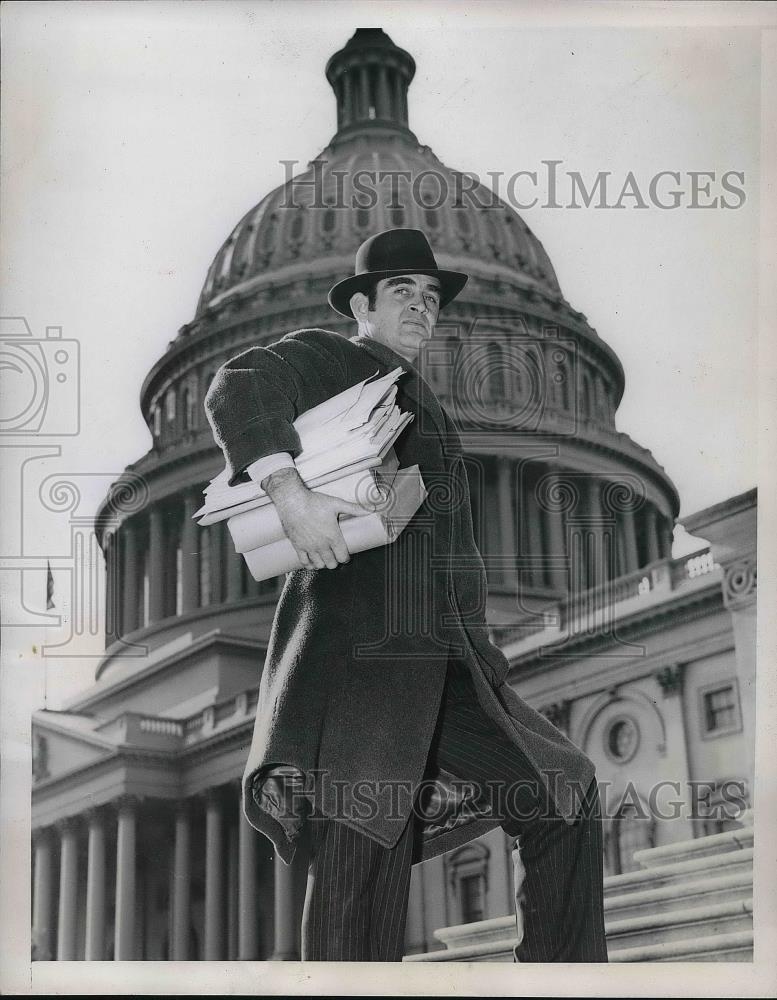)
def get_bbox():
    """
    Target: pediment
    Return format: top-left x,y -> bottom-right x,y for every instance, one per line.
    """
32,713 -> 115,786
